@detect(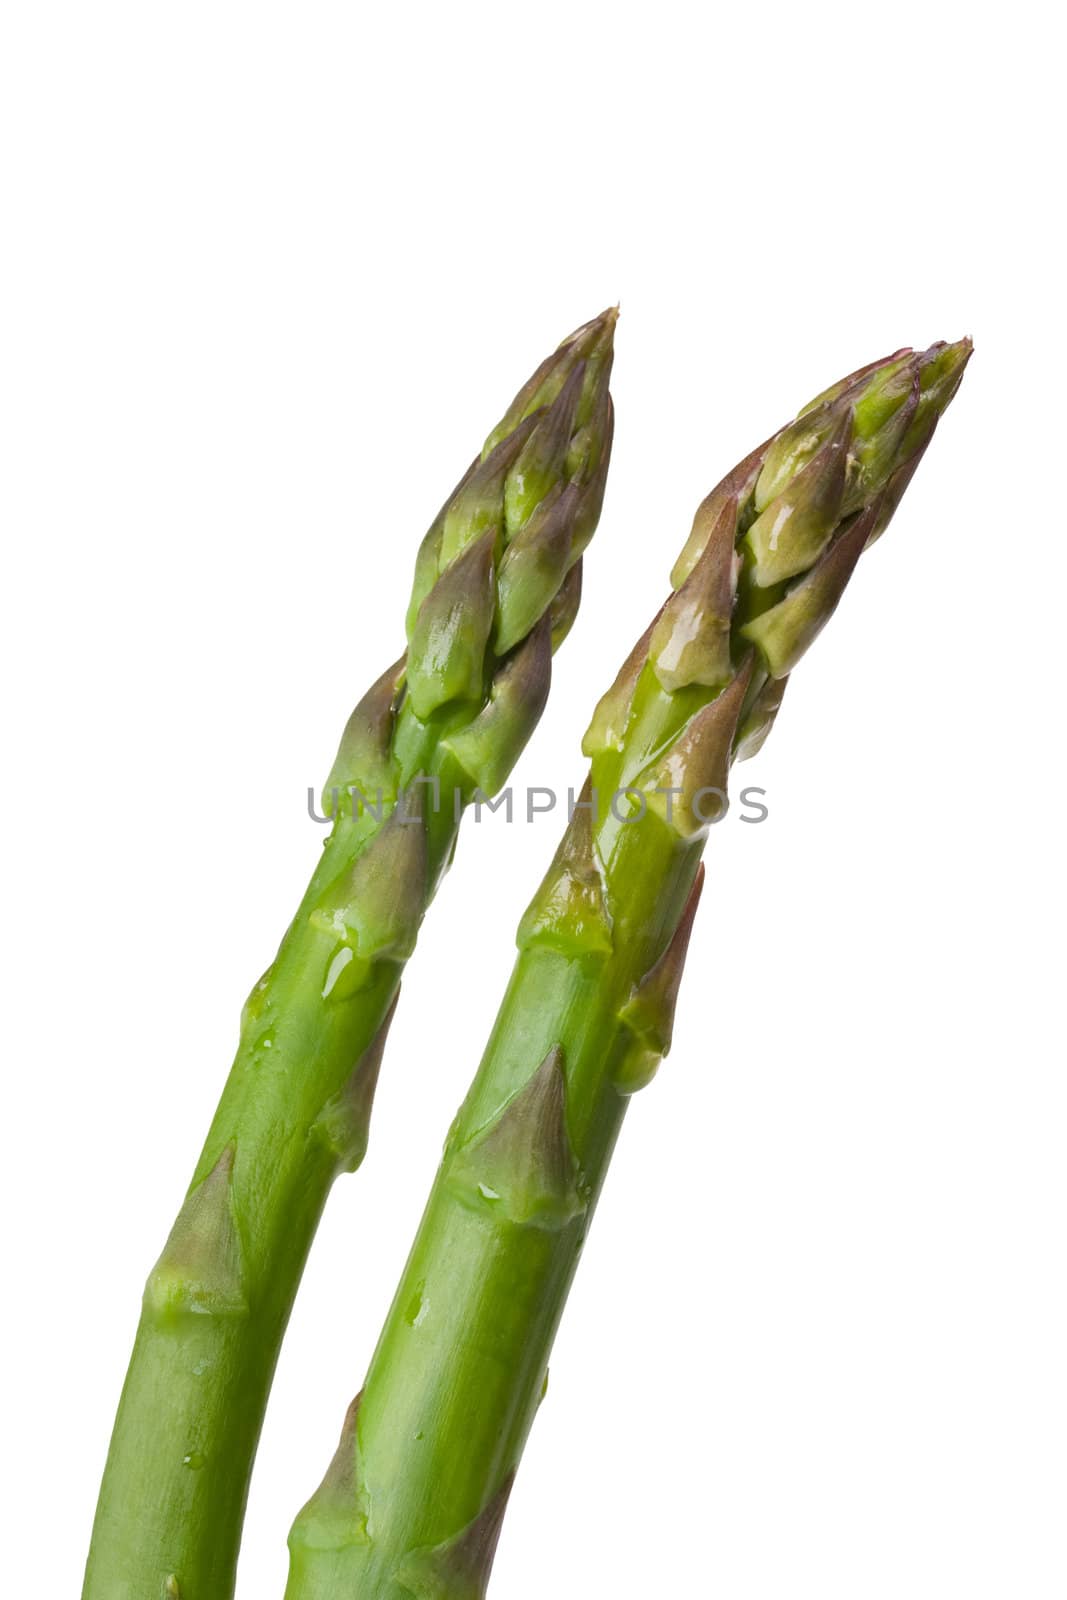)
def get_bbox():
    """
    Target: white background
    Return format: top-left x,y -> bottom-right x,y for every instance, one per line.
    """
2,3 -> 1064,1596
